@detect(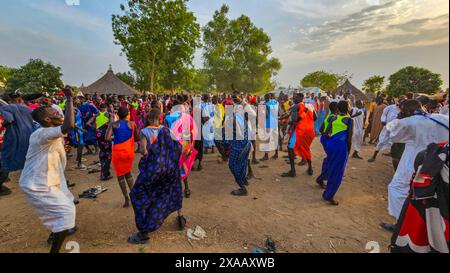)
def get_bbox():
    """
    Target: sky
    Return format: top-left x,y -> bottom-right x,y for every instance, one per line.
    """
0,0 -> 448,89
